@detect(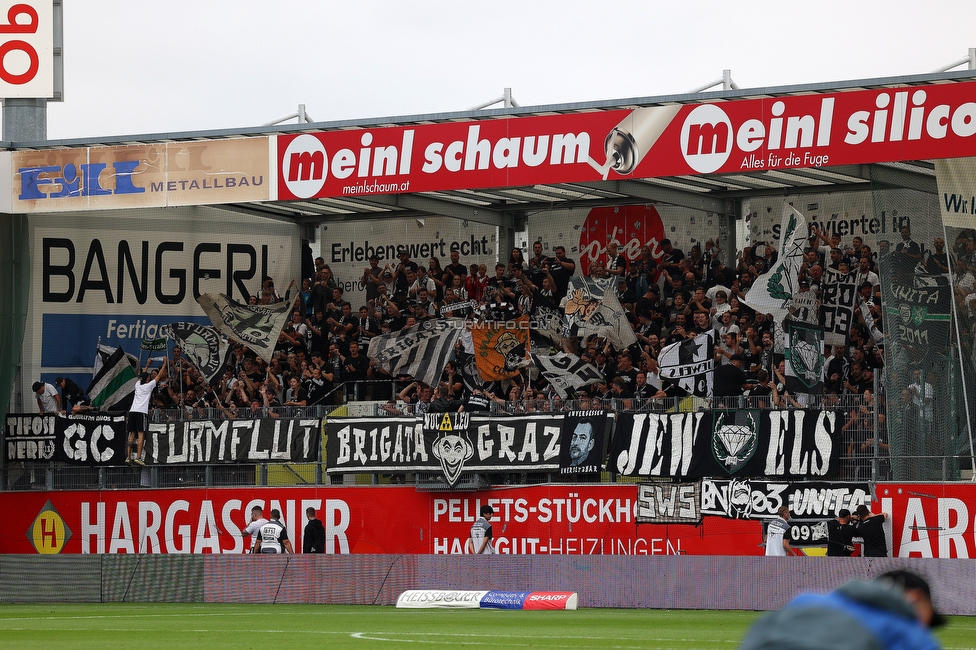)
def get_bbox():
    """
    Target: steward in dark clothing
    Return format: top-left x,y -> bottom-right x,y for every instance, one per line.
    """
303,508 -> 326,553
